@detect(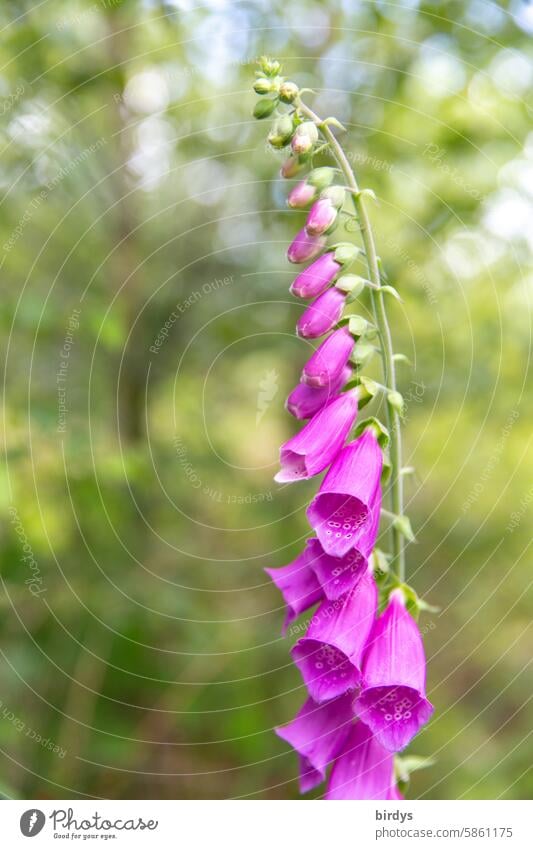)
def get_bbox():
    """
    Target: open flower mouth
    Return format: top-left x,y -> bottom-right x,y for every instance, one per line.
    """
308,493 -> 369,557
355,685 -> 434,752
292,639 -> 361,702
310,545 -> 367,600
